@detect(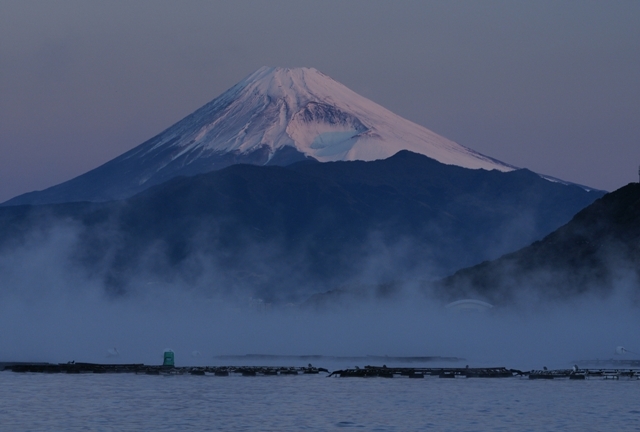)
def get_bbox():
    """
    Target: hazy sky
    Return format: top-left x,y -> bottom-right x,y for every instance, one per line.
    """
1,0 -> 638,202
